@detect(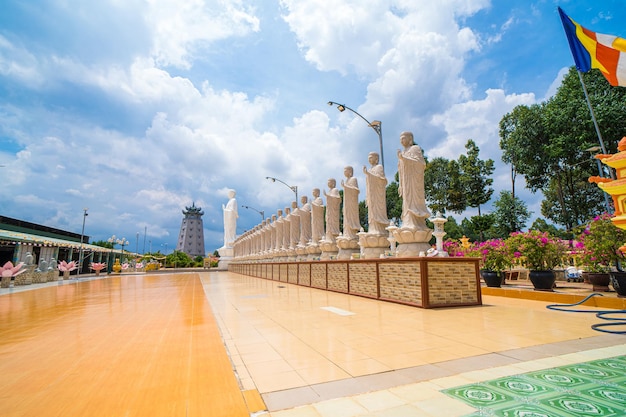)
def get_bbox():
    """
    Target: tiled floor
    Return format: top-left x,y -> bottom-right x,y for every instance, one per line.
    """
1,270 -> 624,416
200,271 -> 626,416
